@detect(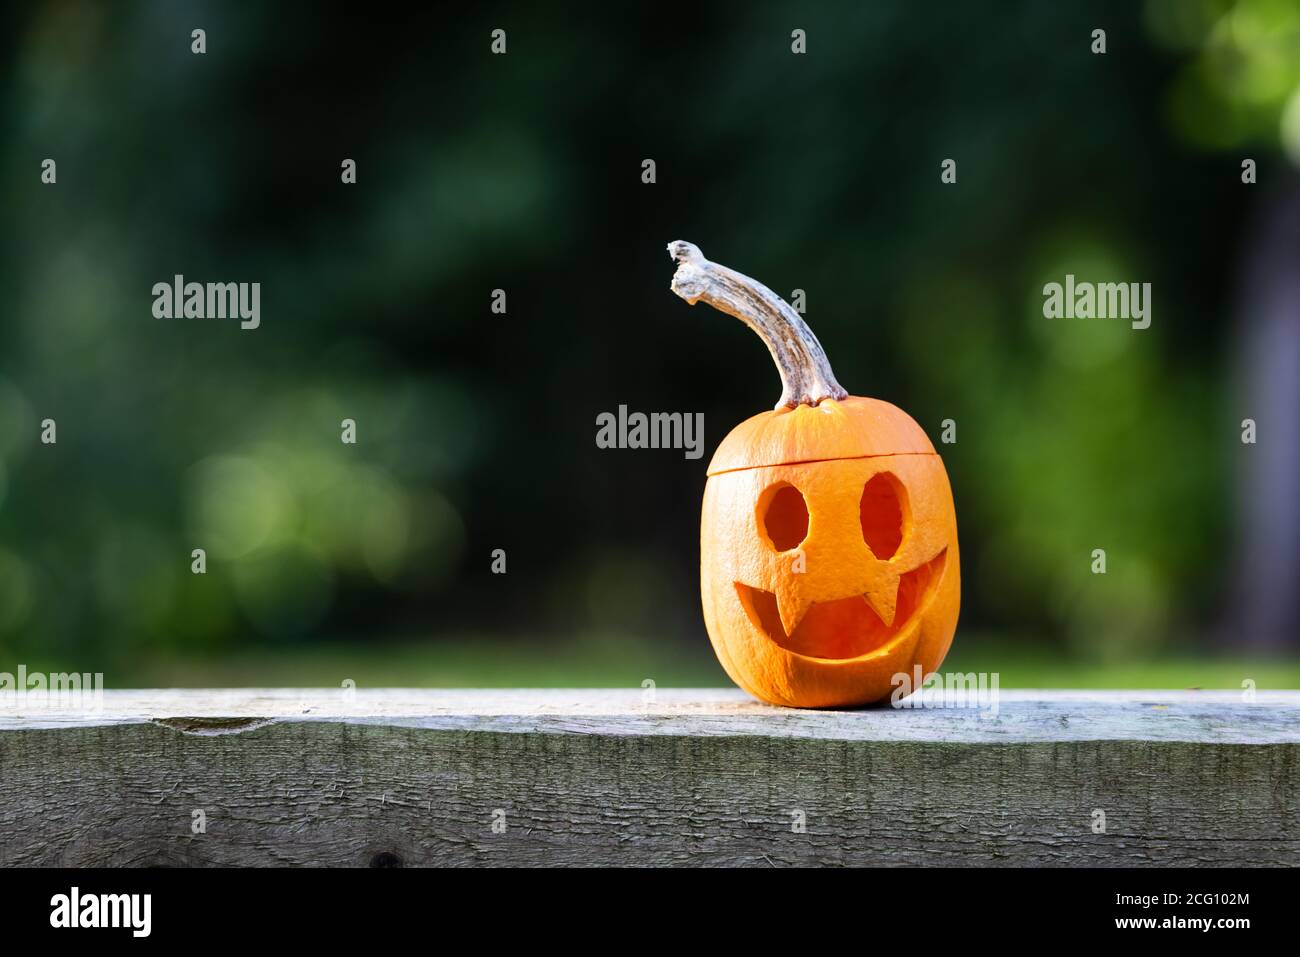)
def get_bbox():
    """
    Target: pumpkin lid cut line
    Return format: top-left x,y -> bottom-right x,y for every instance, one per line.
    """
707,449 -> 939,478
